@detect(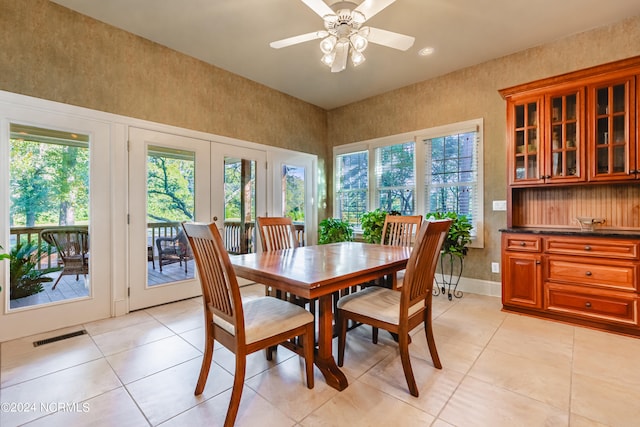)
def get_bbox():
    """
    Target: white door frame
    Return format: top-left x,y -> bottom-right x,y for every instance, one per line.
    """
128,127 -> 210,310
0,104 -> 112,342
267,150 -> 318,245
